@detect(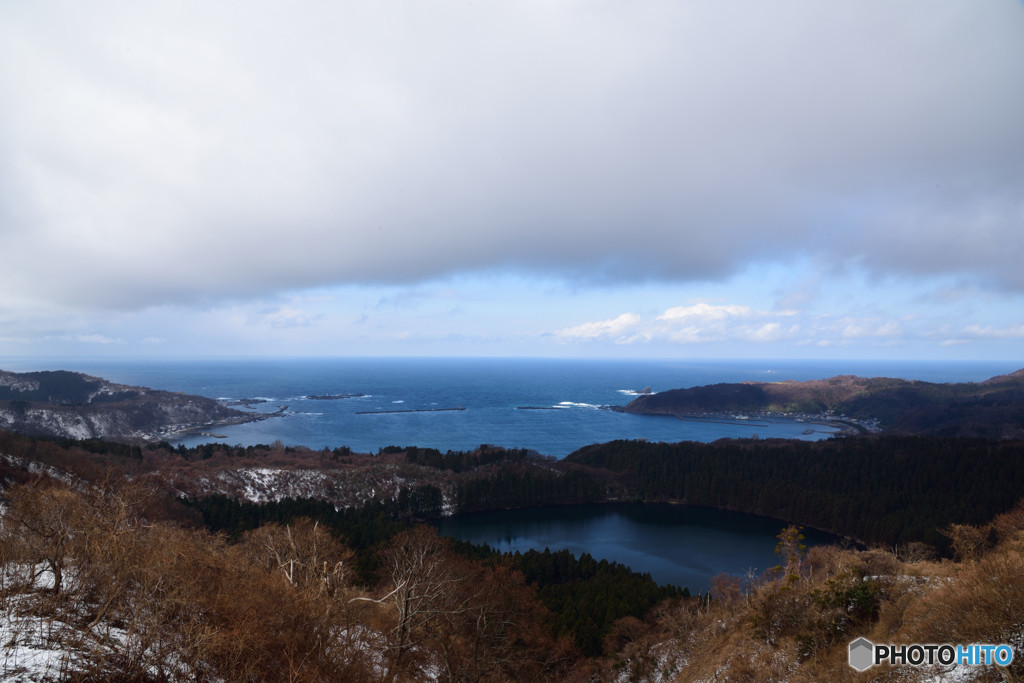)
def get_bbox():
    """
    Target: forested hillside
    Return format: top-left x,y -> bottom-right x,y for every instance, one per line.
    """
4,429 -> 1023,552
565,436 -> 1024,549
620,369 -> 1024,438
